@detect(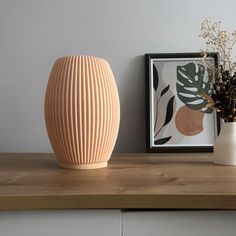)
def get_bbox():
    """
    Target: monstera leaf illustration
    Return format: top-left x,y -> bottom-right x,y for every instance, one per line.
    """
176,63 -> 213,114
